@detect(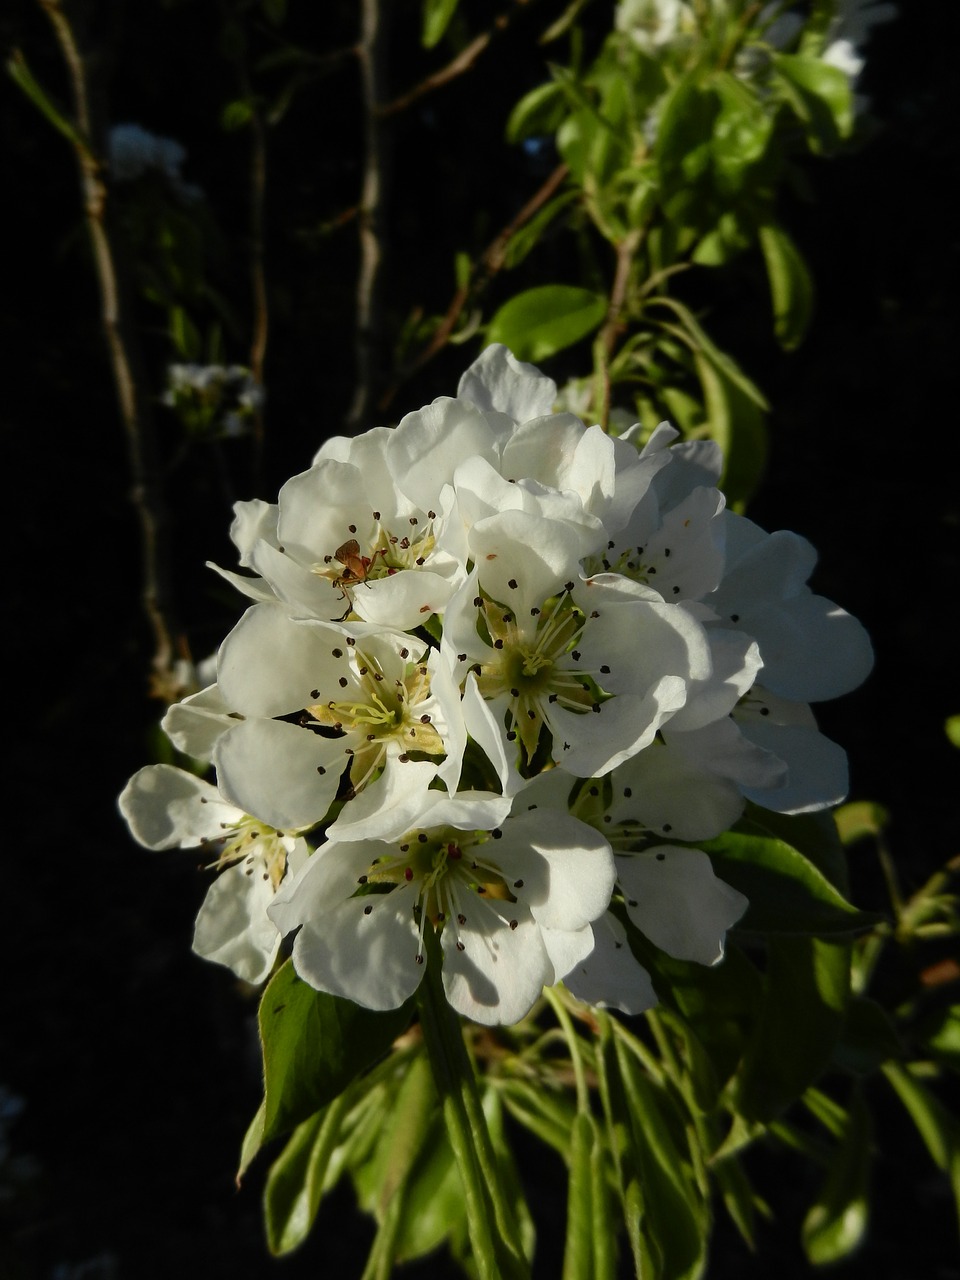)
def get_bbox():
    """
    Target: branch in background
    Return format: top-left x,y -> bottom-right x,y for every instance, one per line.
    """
222,0 -> 269,485
346,0 -> 393,433
28,1 -> 184,699
379,0 -> 533,119
595,229 -> 642,428
379,161 -> 570,412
